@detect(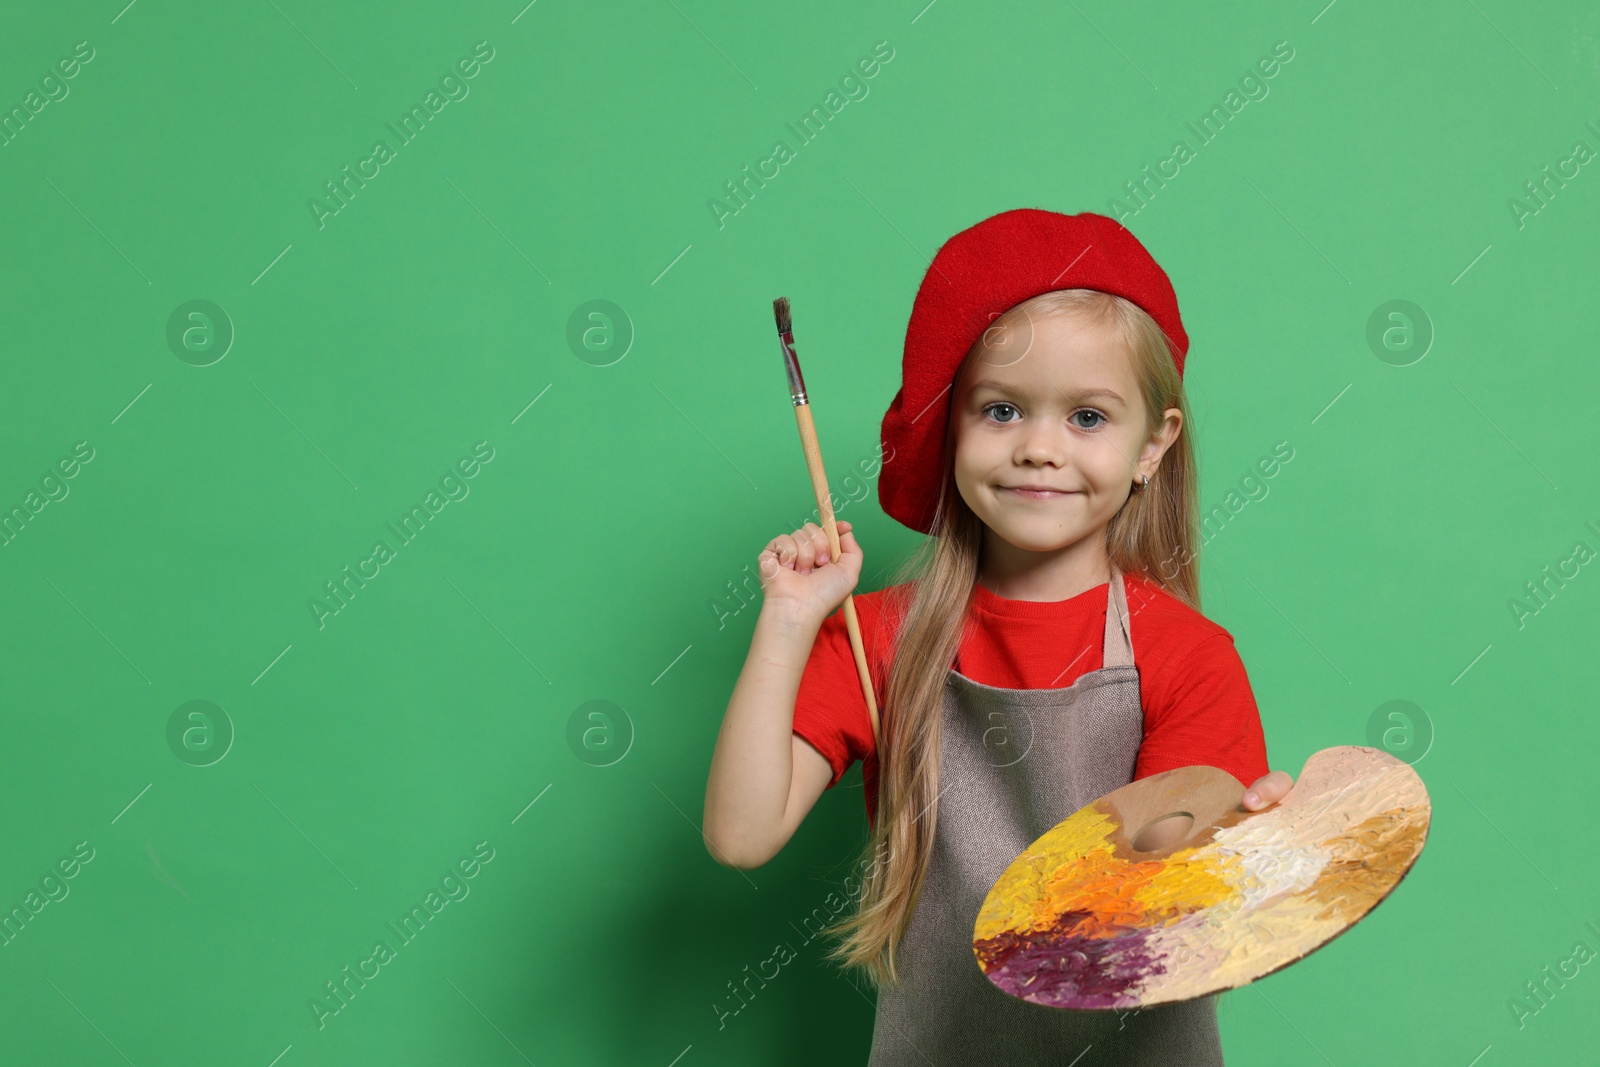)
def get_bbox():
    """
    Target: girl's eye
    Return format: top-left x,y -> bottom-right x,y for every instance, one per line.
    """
981,403 -> 1107,429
